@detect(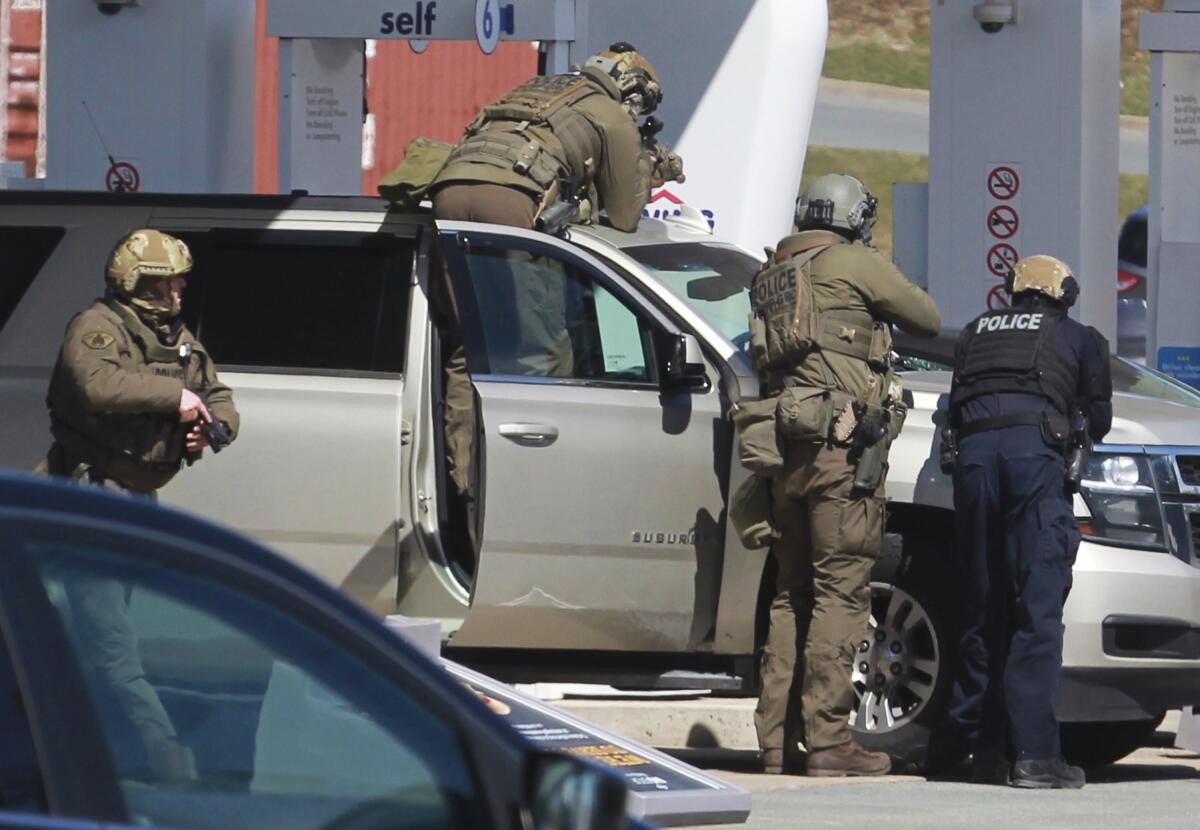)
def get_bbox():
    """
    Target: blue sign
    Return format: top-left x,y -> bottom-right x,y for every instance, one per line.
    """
1158,347 -> 1200,390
